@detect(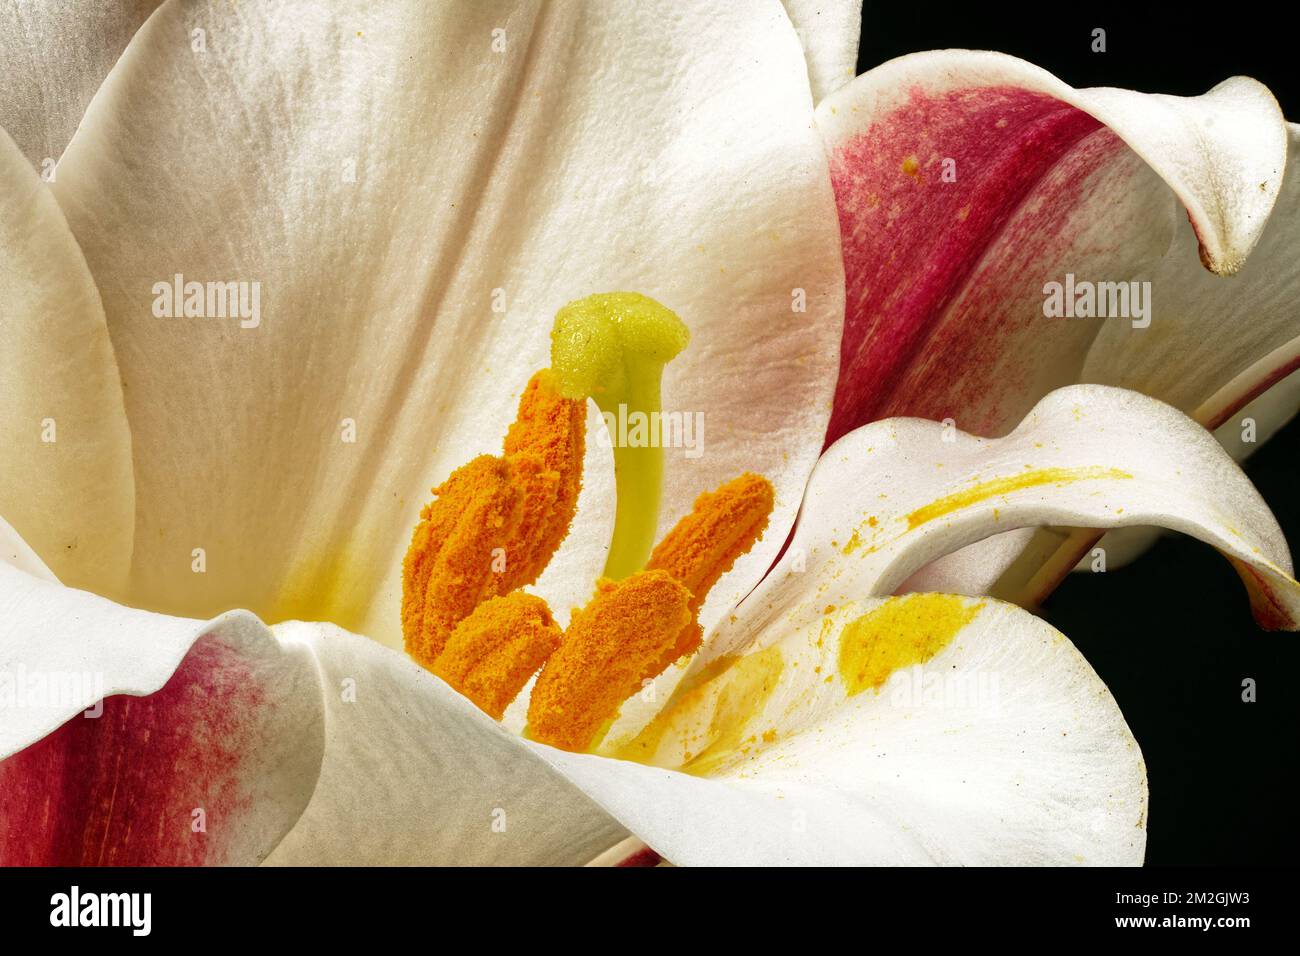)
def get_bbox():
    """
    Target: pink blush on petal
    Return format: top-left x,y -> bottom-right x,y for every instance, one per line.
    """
827,85 -> 1122,443
0,635 -> 266,866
